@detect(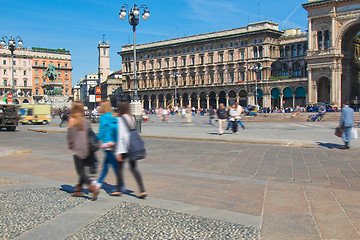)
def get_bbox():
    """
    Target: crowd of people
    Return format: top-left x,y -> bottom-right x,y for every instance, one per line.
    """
66,100 -> 147,201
